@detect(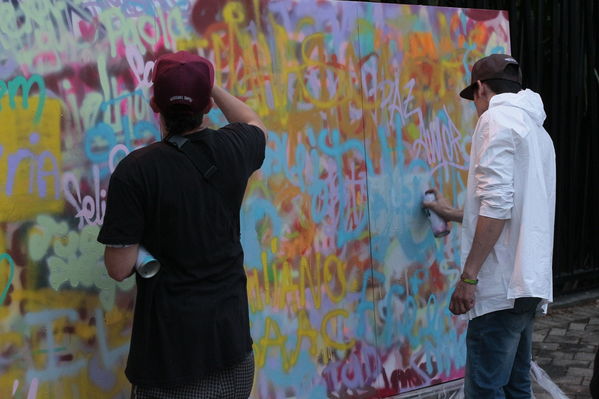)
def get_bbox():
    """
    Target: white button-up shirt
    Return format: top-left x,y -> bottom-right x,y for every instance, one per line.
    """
461,89 -> 556,319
